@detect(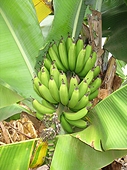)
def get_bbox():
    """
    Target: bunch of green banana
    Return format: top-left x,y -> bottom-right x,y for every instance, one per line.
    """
32,35 -> 102,134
